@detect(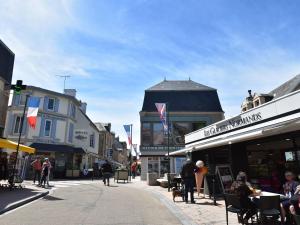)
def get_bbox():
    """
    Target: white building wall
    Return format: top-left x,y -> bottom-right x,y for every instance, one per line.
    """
56,120 -> 67,142
74,109 -> 99,155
